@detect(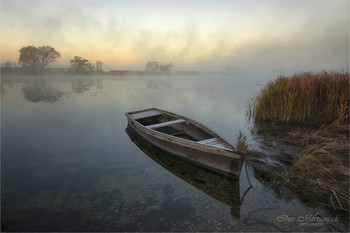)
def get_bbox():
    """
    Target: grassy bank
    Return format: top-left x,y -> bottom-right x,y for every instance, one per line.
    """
249,70 -> 349,125
289,123 -> 349,210
248,70 -> 349,226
